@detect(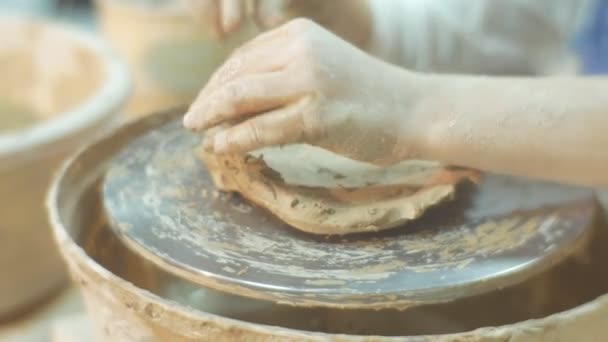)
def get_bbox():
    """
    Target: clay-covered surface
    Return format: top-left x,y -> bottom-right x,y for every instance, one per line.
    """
102,111 -> 596,309
48,108 -> 608,340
